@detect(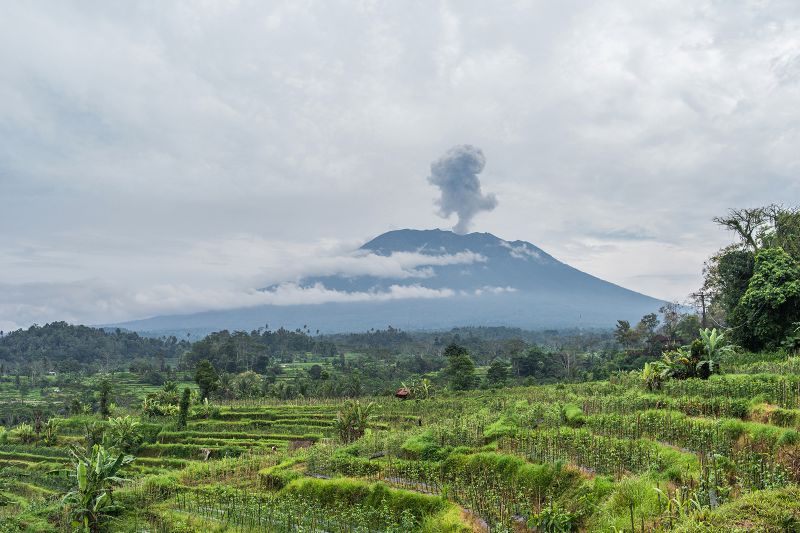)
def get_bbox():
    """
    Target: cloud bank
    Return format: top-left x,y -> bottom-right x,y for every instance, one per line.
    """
0,238 -> 490,329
